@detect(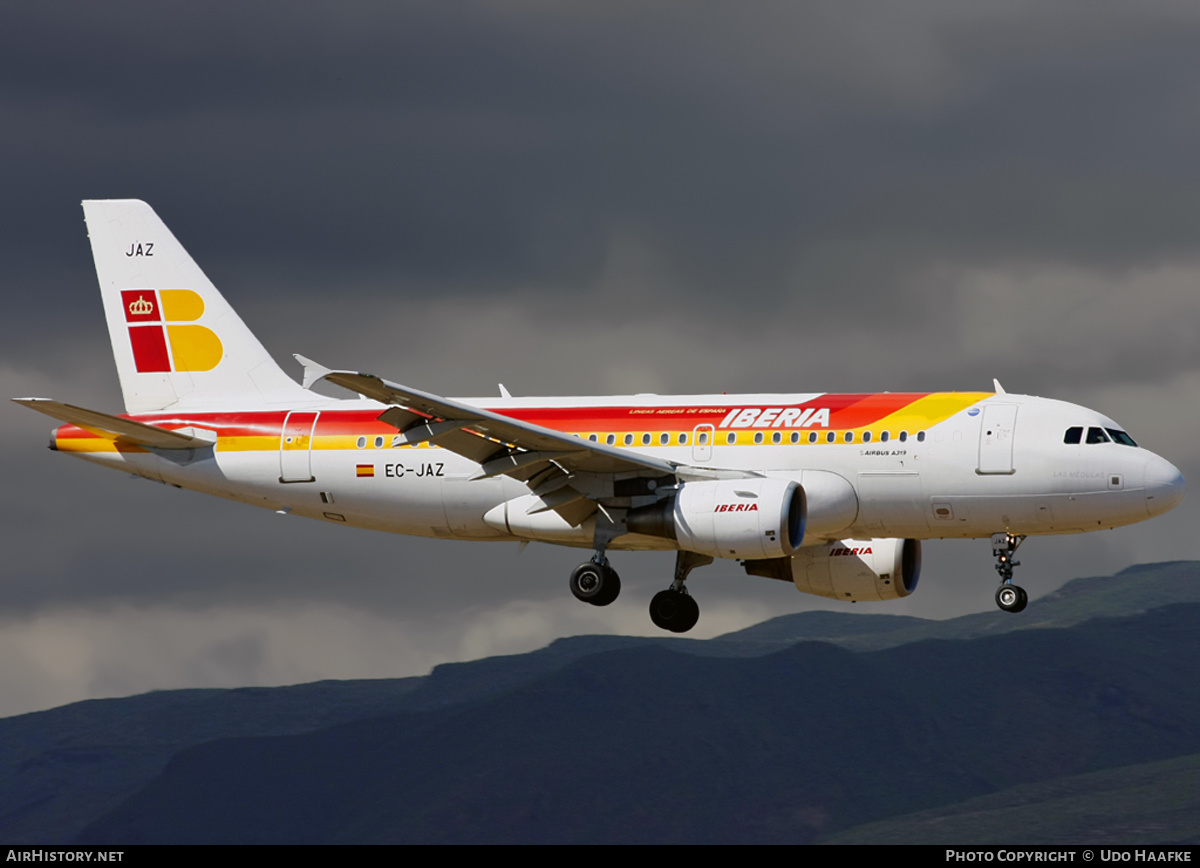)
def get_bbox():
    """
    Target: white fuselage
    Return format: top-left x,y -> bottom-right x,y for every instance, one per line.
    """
56,391 -> 1184,551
